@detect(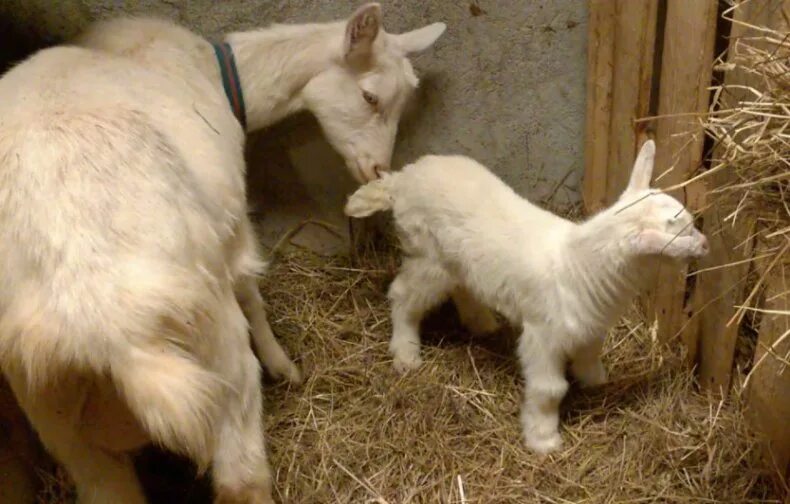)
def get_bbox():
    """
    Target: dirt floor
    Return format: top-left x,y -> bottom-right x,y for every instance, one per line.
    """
34,244 -> 784,503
